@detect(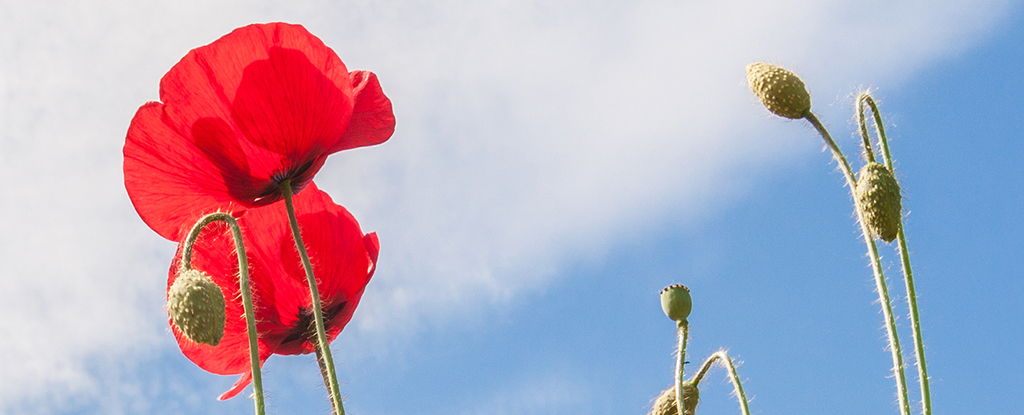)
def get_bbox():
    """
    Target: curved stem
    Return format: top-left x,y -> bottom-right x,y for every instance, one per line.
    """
675,321 -> 689,415
805,112 -> 911,415
861,95 -> 932,415
182,212 -> 265,415
860,95 -> 892,169
856,94 -> 877,163
804,113 -> 858,186
688,351 -> 751,415
280,180 -> 345,415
